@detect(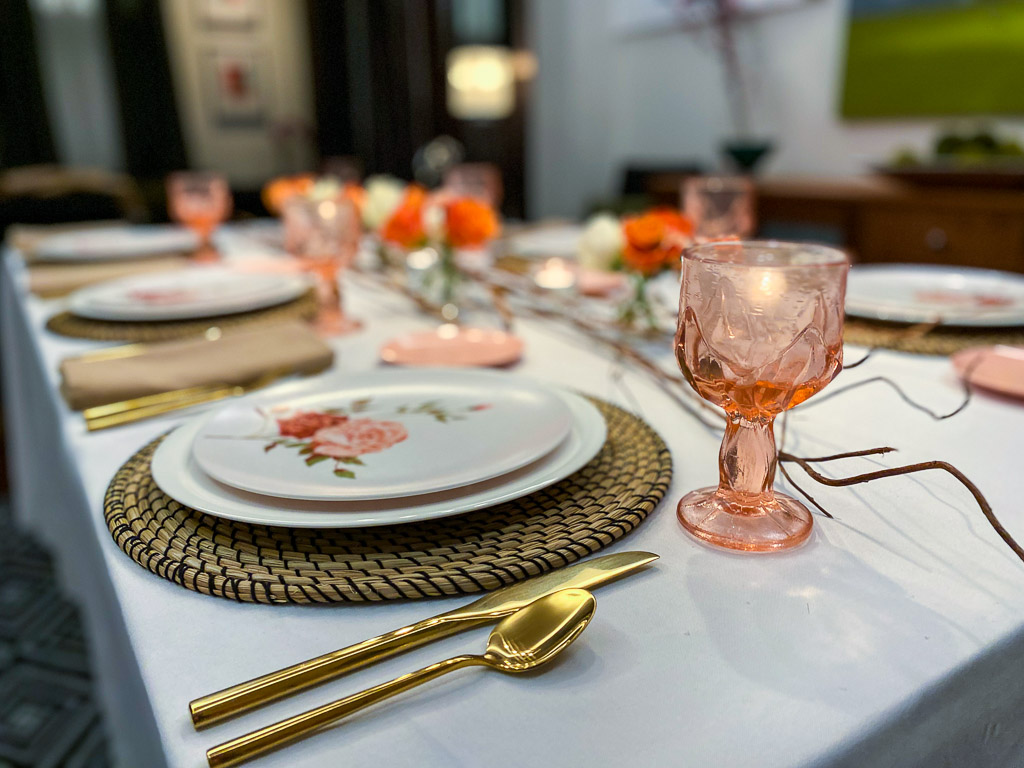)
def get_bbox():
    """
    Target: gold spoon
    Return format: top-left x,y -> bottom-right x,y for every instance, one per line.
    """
206,588 -> 597,768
